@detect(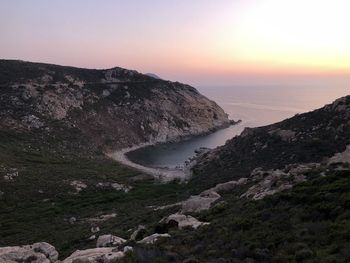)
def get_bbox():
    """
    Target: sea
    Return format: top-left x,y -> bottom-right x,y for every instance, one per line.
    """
126,86 -> 350,169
